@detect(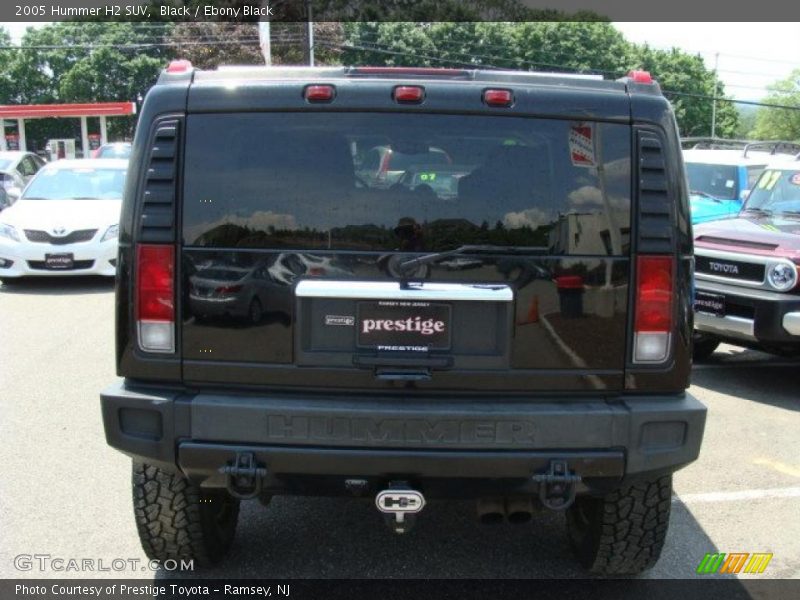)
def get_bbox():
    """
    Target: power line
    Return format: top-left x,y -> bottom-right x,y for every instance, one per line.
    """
324,40 -> 800,112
